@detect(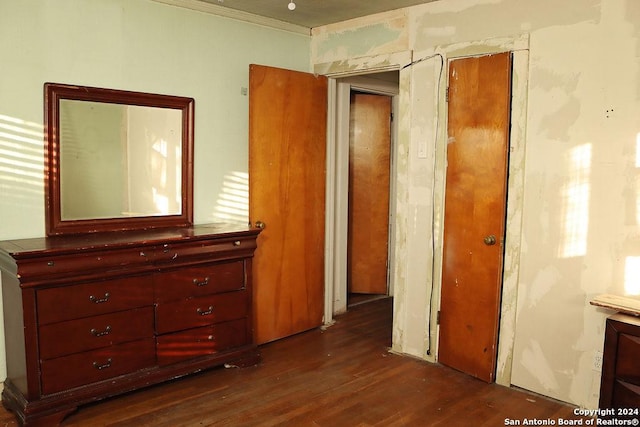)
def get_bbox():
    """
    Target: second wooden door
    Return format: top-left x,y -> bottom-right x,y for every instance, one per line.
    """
439,53 -> 512,382
348,93 -> 392,295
